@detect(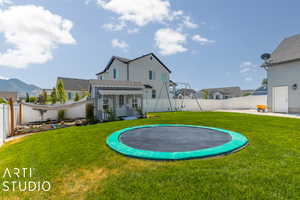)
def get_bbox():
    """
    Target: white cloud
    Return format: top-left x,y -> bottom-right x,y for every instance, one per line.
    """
240,61 -> 258,82
0,5 -> 76,68
0,75 -> 8,80
155,28 -> 187,55
97,0 -> 172,26
181,16 -> 198,29
127,28 -> 139,34
0,0 -> 12,6
192,34 -> 215,45
112,38 -> 128,49
102,21 -> 126,31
